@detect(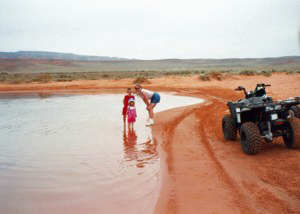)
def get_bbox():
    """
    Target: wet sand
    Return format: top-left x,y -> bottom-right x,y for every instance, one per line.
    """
1,73 -> 300,213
